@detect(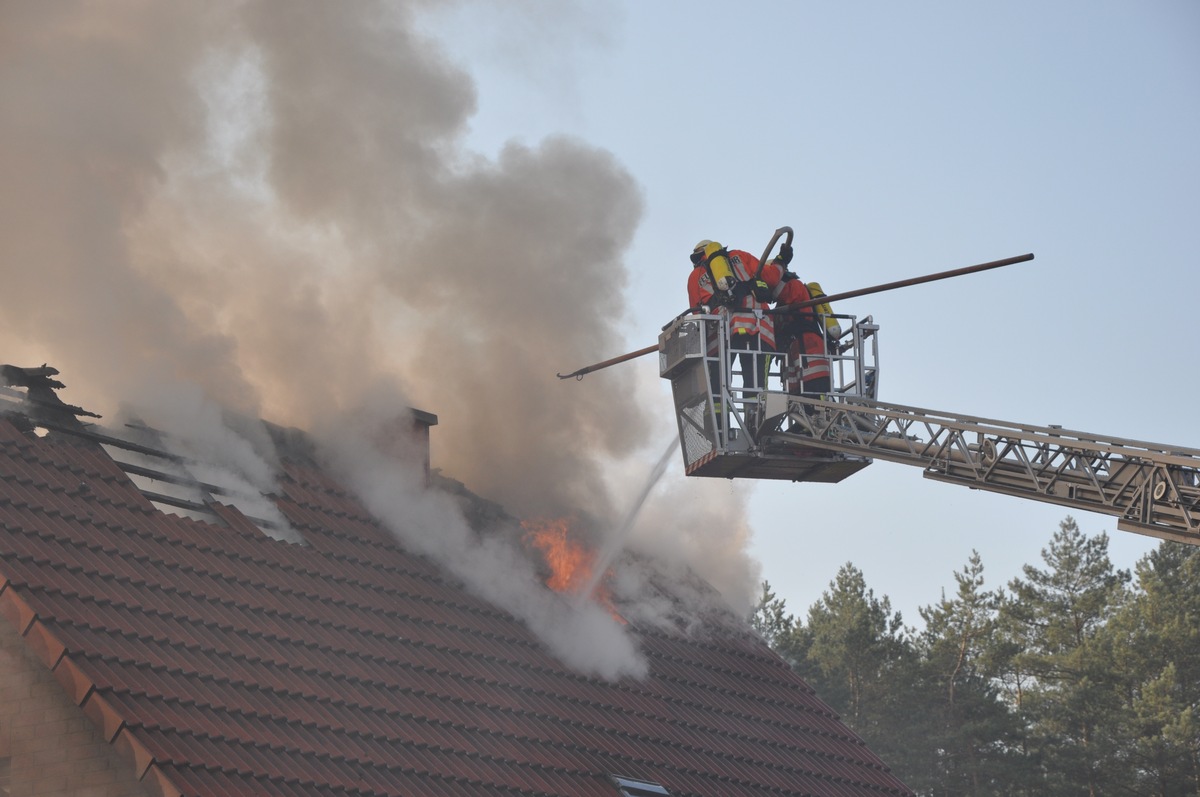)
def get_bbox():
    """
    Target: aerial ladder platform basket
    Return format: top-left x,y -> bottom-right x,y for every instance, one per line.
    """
659,308 -> 879,482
